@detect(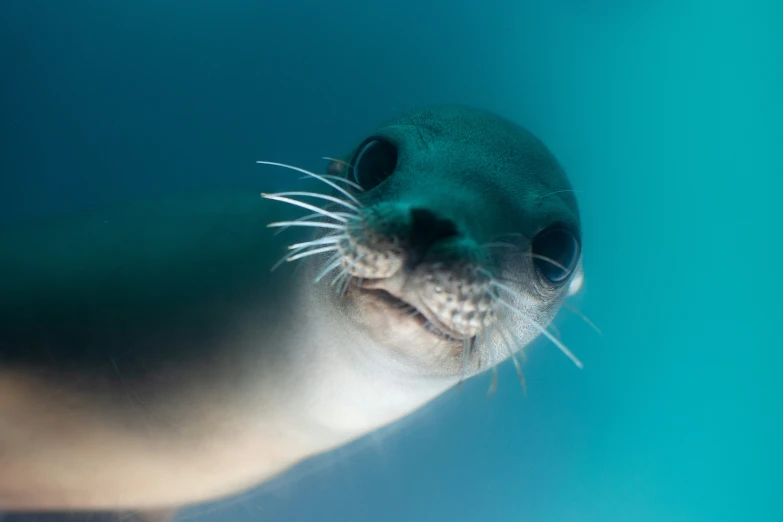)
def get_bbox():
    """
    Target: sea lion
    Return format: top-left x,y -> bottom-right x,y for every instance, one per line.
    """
0,105 -> 582,520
